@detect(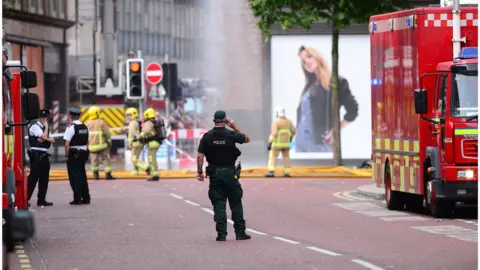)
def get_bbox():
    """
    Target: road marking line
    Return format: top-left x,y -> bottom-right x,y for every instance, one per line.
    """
342,191 -> 369,201
333,191 -> 355,201
380,216 -> 427,222
18,254 -> 28,258
169,193 -> 183,199
184,200 -> 199,206
306,246 -> 342,256
227,219 -> 234,224
201,208 -> 214,215
246,228 -> 267,235
272,236 -> 299,244
19,259 -> 30,264
351,259 -> 384,270
20,264 -> 32,269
